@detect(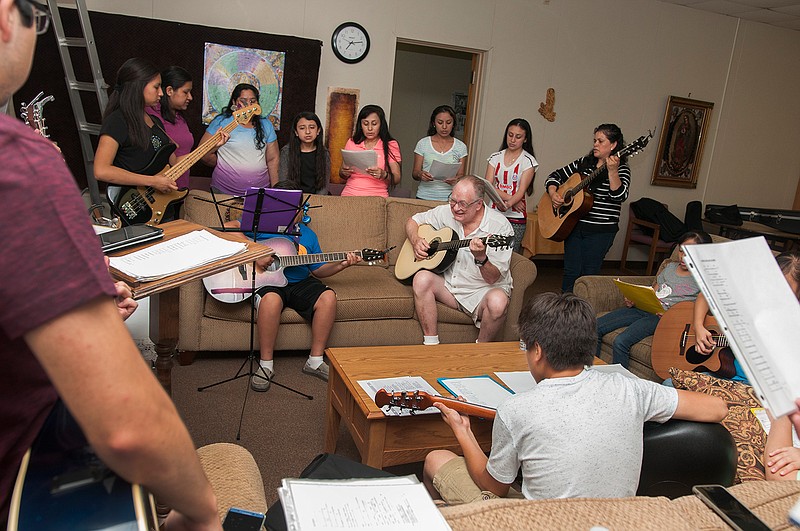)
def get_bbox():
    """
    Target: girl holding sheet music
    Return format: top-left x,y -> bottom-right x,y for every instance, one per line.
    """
596,231 -> 711,368
339,104 -> 401,197
484,118 -> 538,253
412,105 -> 468,201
